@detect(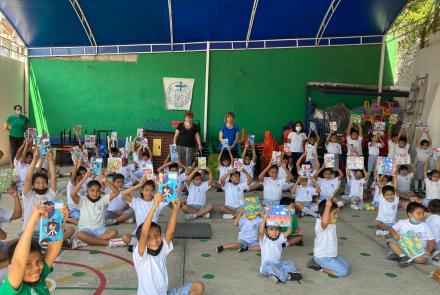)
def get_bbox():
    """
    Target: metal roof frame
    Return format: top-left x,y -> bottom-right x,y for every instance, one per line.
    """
69,0 -> 97,52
